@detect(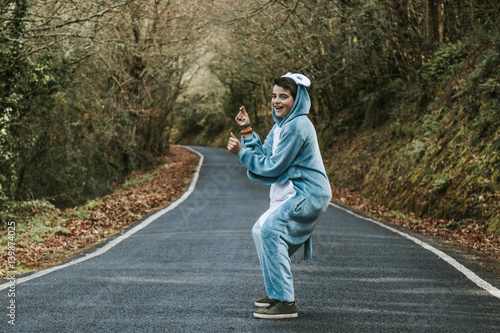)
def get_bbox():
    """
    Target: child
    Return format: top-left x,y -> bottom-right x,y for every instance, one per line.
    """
227,72 -> 332,319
